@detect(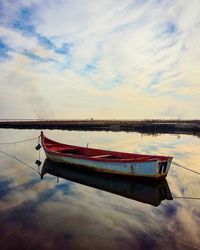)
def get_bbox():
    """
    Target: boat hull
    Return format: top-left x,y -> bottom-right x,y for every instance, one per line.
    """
45,151 -> 171,179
